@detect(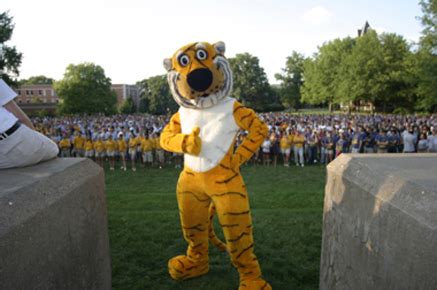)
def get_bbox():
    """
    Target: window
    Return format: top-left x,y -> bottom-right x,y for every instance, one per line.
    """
18,100 -> 22,103
18,90 -> 21,95
38,90 -> 43,95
